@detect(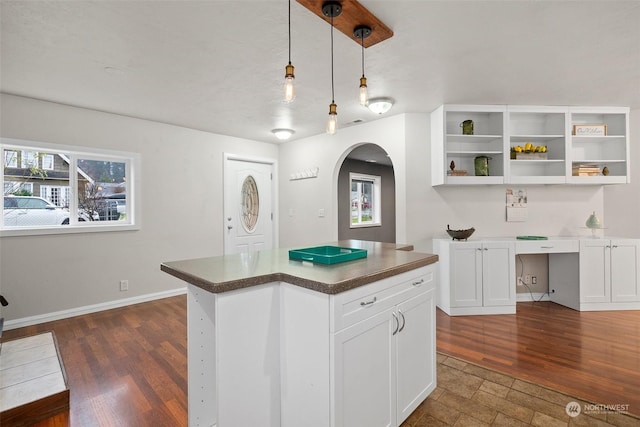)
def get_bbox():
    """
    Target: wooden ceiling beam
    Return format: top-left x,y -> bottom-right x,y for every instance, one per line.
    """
296,0 -> 393,48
